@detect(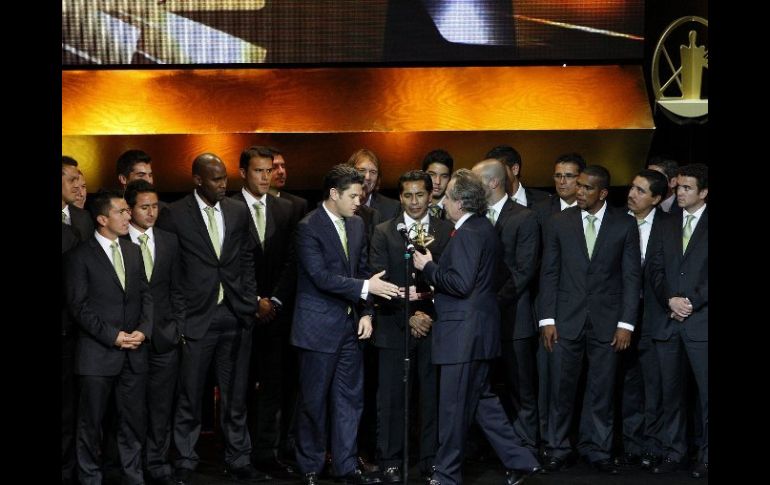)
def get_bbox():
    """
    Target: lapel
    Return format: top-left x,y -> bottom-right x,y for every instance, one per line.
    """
264,194 -> 277,243
150,229 -> 164,284
682,206 -> 707,261
590,204 -> 614,263
90,237 -> 126,293
569,208 -> 591,262
318,208 -> 350,275
495,198 -> 515,229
